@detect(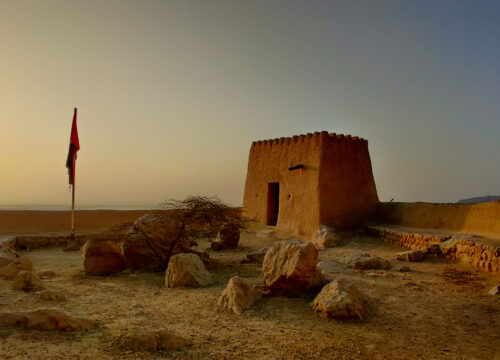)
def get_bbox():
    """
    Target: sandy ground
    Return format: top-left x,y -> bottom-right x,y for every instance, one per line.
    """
1,230 -> 500,360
